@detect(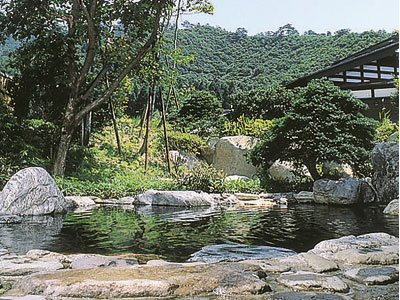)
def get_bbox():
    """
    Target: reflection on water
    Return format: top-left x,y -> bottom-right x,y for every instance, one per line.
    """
0,204 -> 398,262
